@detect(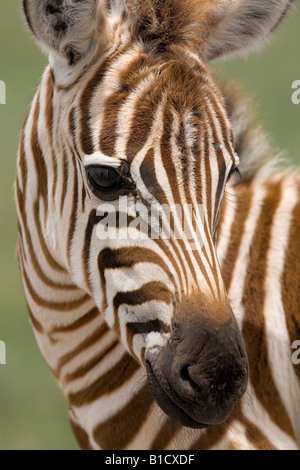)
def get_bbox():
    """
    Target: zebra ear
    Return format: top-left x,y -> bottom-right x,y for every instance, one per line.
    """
22,0 -> 108,66
201,0 -> 293,62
